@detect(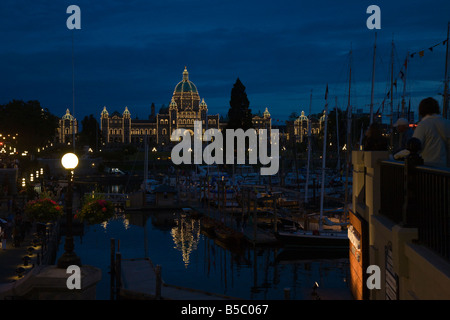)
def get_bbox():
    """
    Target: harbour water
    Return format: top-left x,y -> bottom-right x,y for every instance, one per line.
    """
56,210 -> 352,300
